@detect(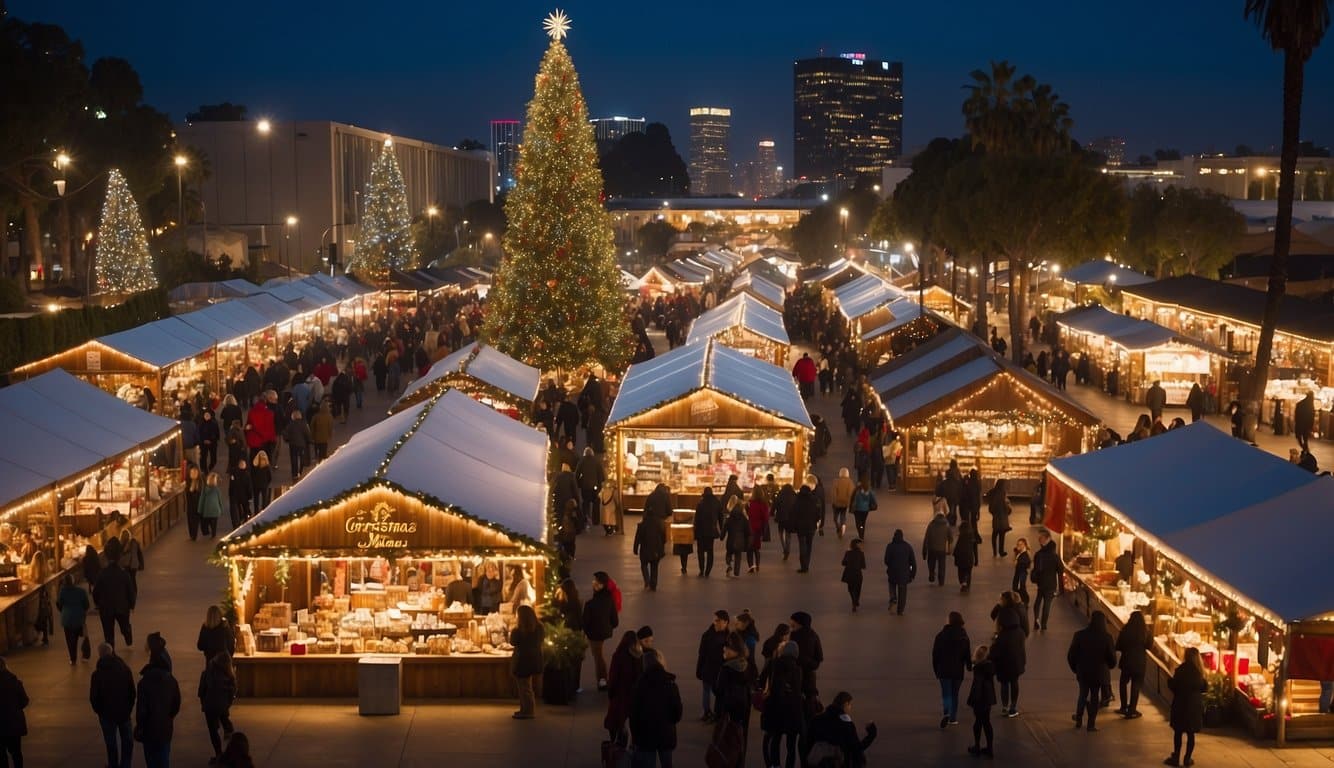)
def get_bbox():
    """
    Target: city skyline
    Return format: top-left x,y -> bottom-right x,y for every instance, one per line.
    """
12,0 -> 1334,172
